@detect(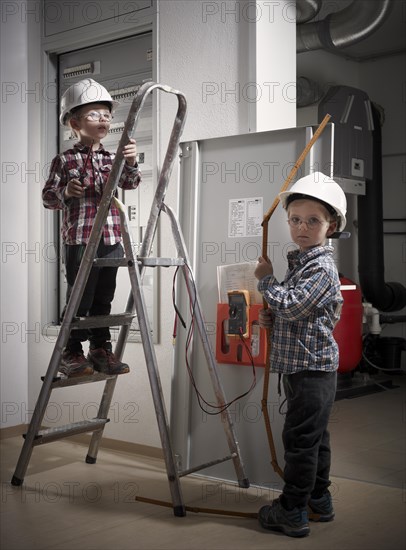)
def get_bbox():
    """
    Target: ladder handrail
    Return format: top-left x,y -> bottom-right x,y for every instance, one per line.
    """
64,81 -> 187,335
115,82 -> 187,354
137,83 -> 187,258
